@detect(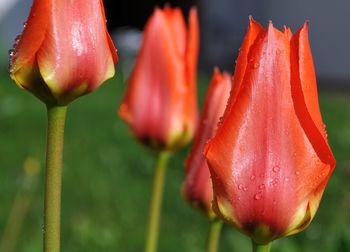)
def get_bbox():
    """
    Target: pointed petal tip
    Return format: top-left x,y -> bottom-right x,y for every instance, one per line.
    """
213,66 -> 220,74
